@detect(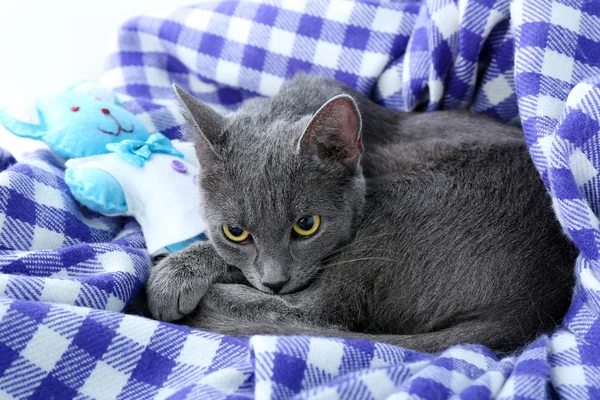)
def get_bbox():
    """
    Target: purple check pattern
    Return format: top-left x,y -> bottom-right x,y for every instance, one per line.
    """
2,0 -> 600,398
